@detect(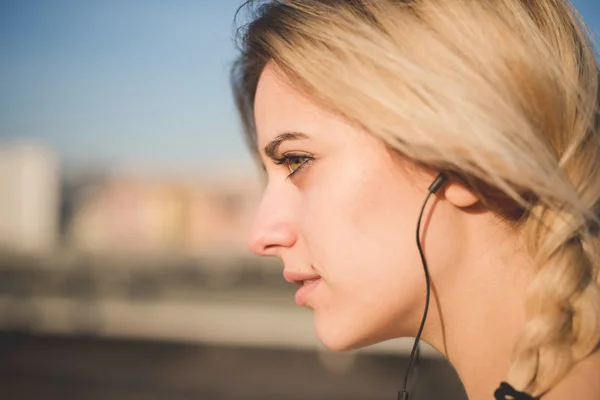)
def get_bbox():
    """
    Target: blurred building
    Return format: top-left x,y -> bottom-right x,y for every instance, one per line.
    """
66,172 -> 262,257
0,140 -> 264,259
0,142 -> 59,254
